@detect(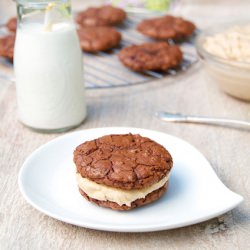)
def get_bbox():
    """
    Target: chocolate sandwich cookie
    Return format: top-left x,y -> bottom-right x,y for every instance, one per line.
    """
137,15 -> 196,40
6,17 -> 17,33
77,26 -> 121,52
76,5 -> 127,27
0,34 -> 15,61
74,134 -> 173,210
119,42 -> 183,72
